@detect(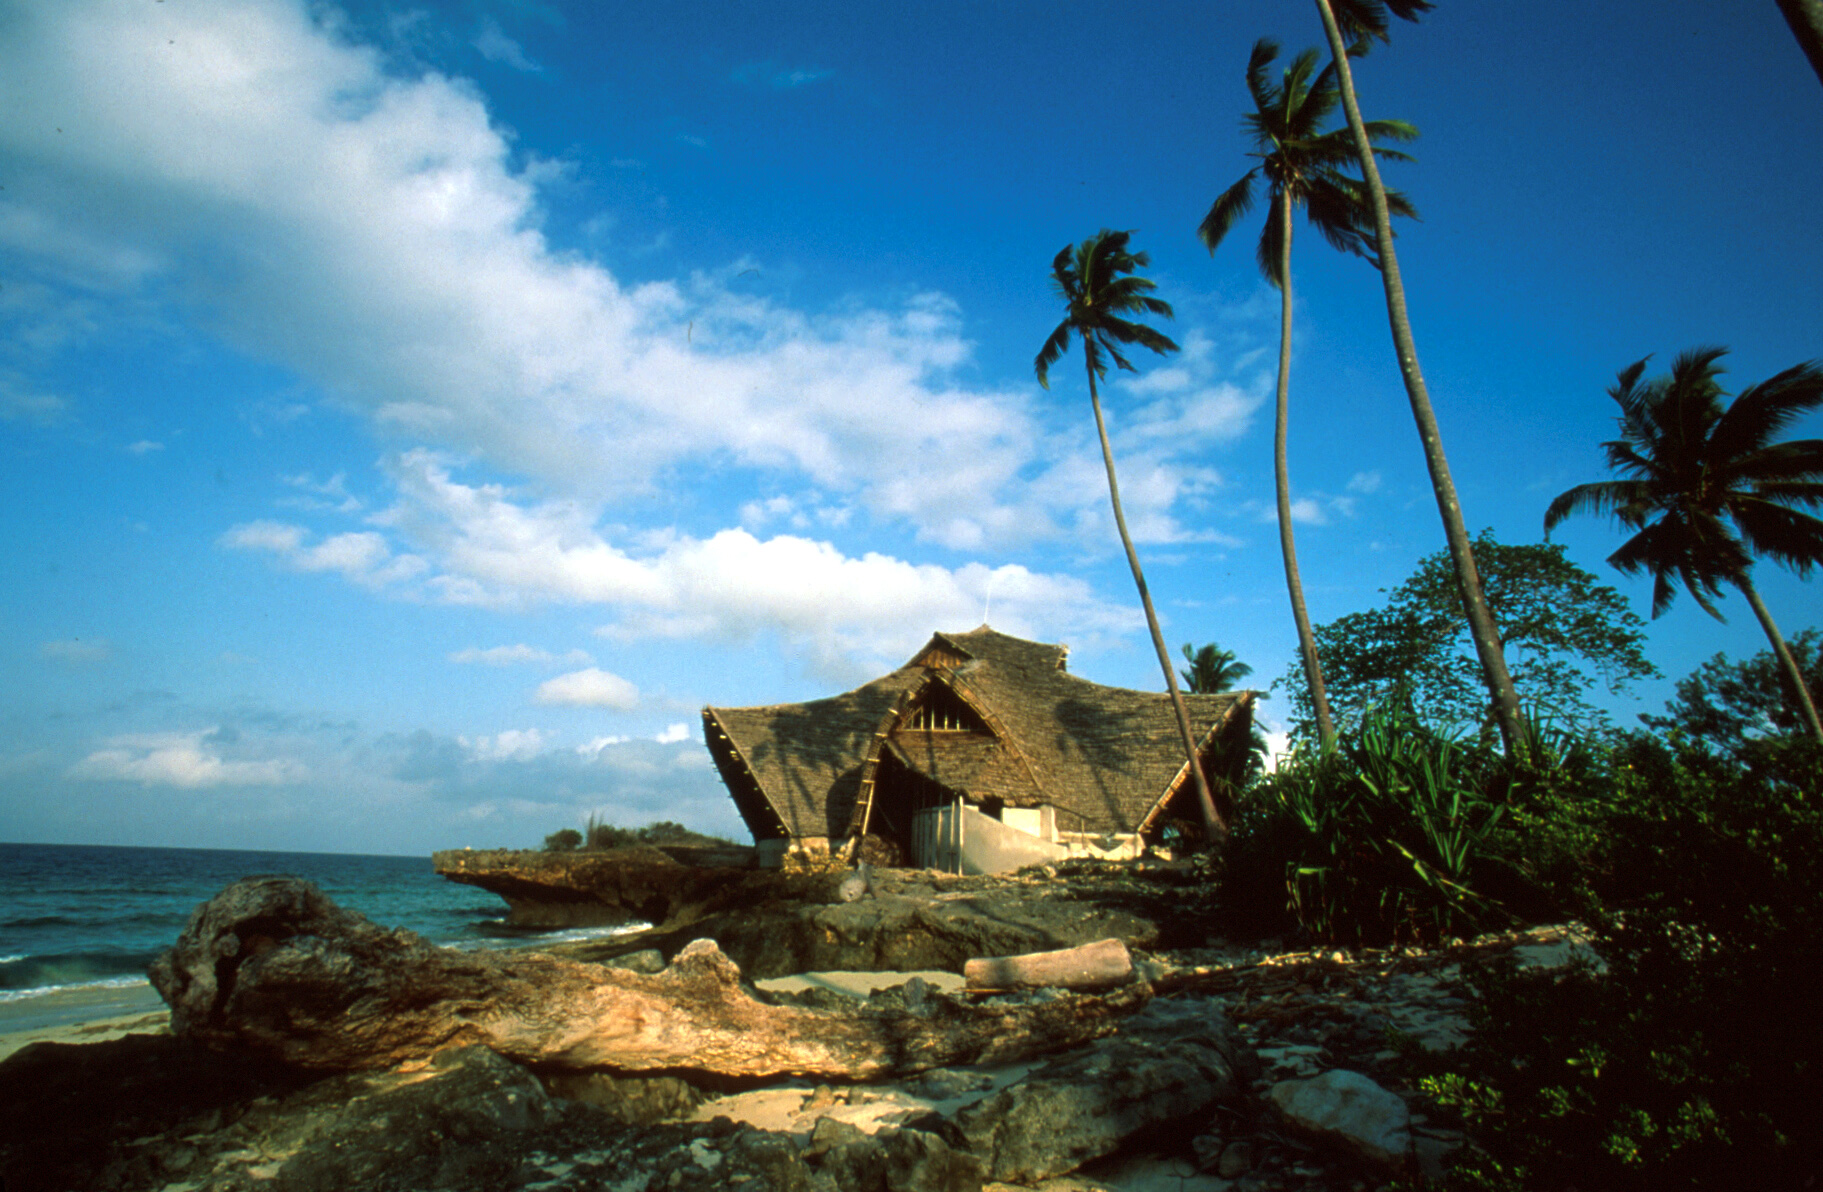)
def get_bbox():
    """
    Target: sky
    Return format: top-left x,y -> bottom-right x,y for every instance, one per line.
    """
2,0 -> 1819,856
